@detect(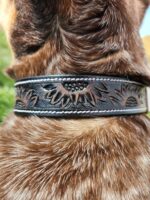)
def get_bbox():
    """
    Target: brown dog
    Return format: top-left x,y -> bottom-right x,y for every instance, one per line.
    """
0,0 -> 150,199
